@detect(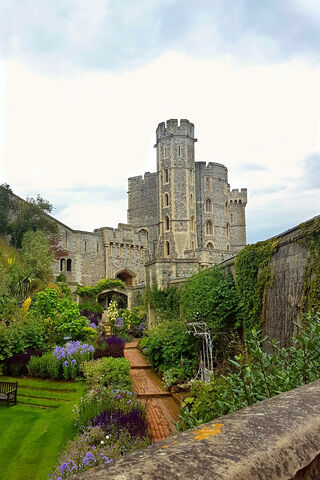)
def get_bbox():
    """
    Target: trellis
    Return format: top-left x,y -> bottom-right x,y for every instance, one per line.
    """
186,322 -> 214,382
